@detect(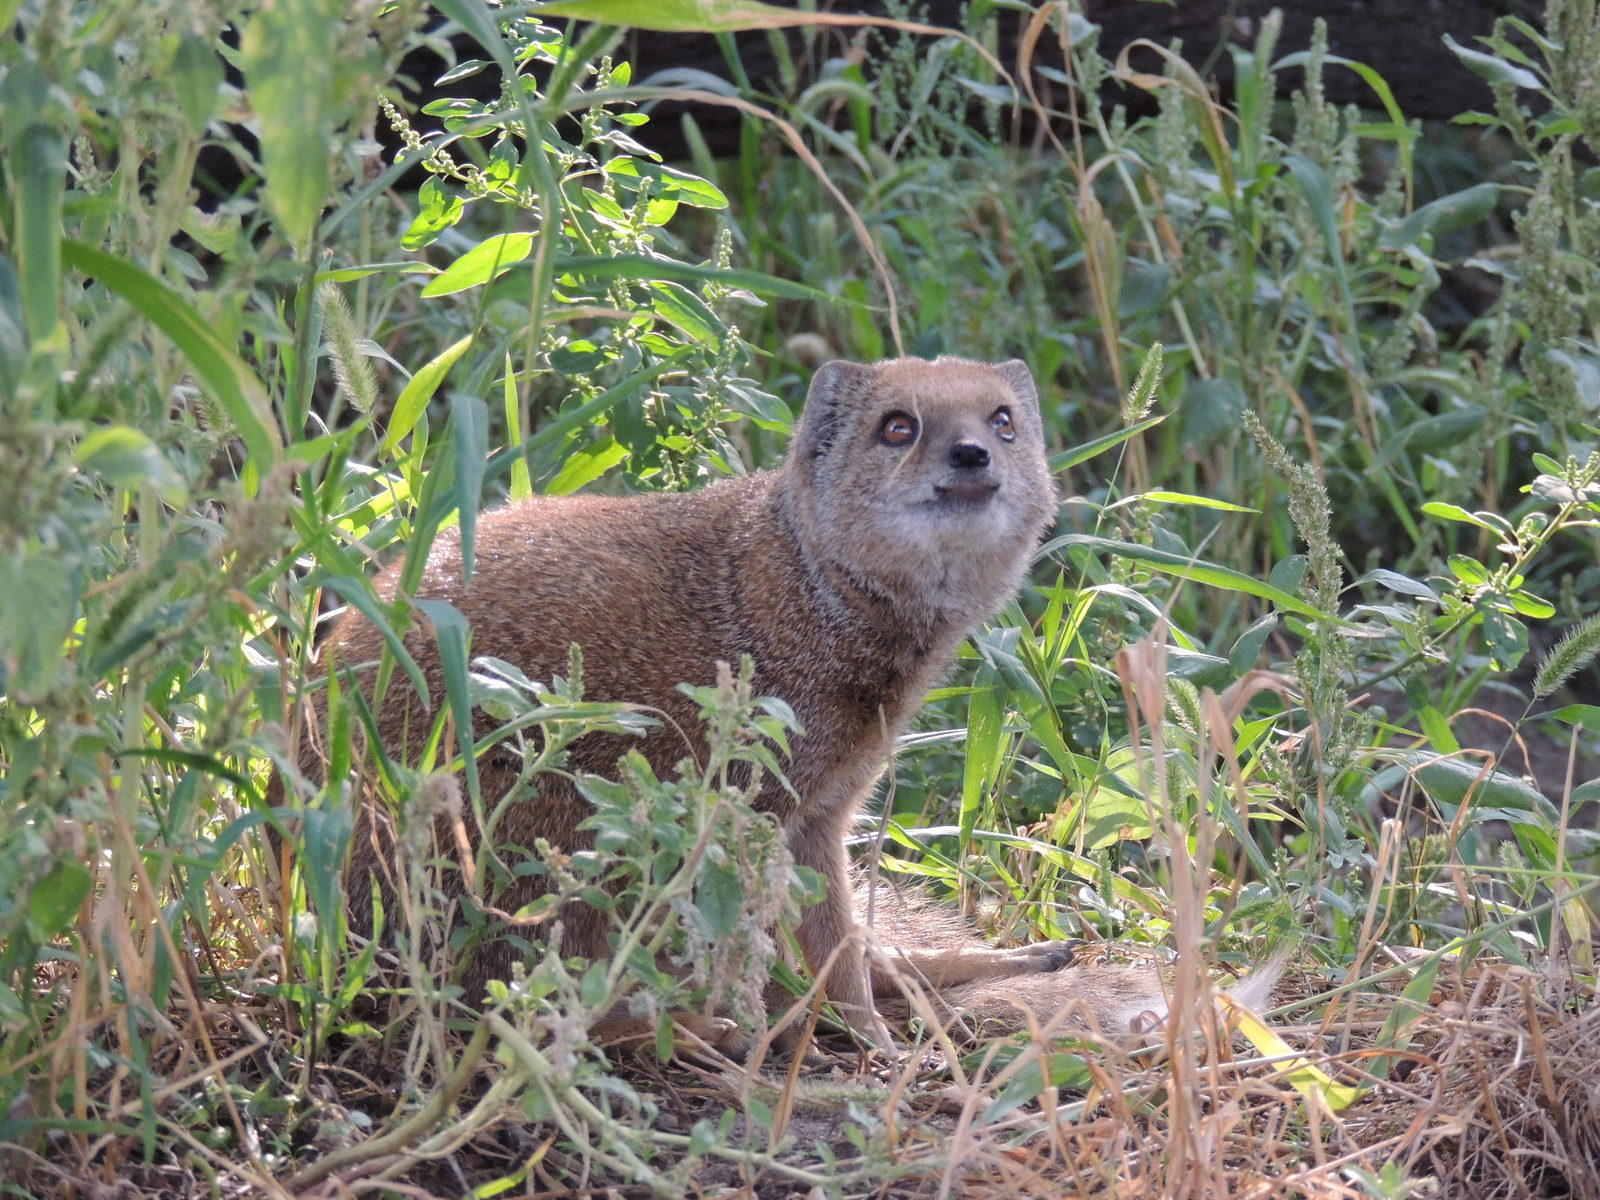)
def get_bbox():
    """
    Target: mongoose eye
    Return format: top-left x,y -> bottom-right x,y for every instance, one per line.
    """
880,412 -> 918,447
991,407 -> 1016,441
